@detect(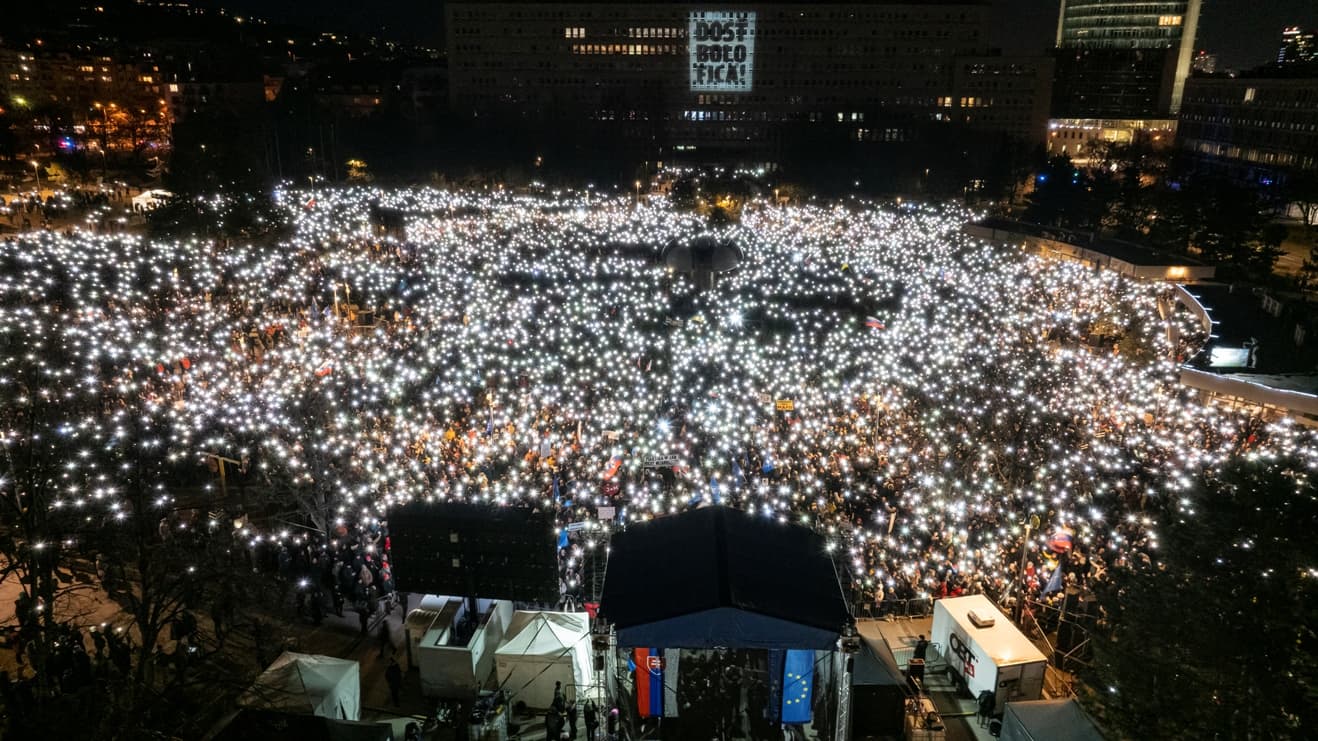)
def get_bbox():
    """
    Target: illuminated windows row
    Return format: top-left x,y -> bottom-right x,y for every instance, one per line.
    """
571,44 -> 680,55
628,27 -> 684,39
564,27 -> 586,39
